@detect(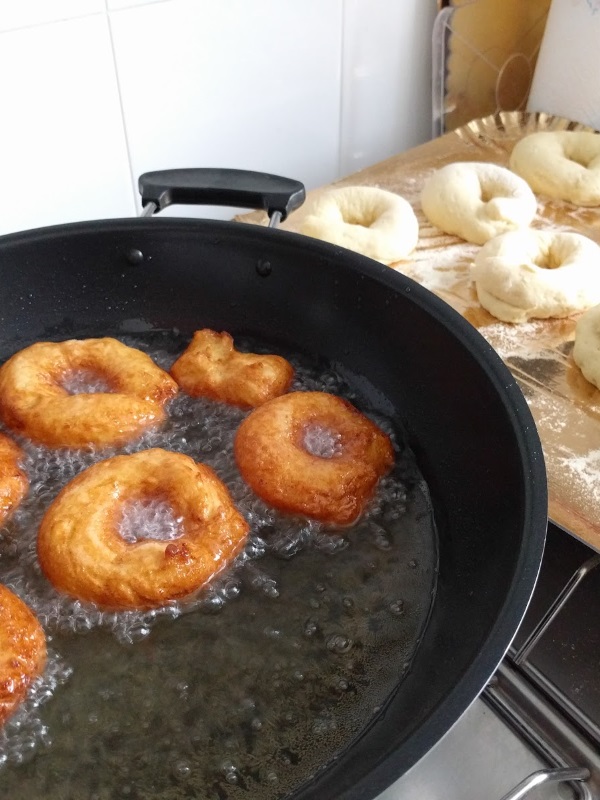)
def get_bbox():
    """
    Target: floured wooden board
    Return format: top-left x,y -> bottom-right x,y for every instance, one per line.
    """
236,111 -> 600,552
